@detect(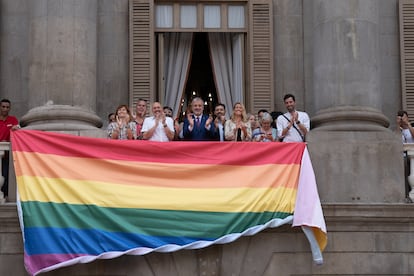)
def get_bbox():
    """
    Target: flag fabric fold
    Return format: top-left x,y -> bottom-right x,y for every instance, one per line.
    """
11,130 -> 327,276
